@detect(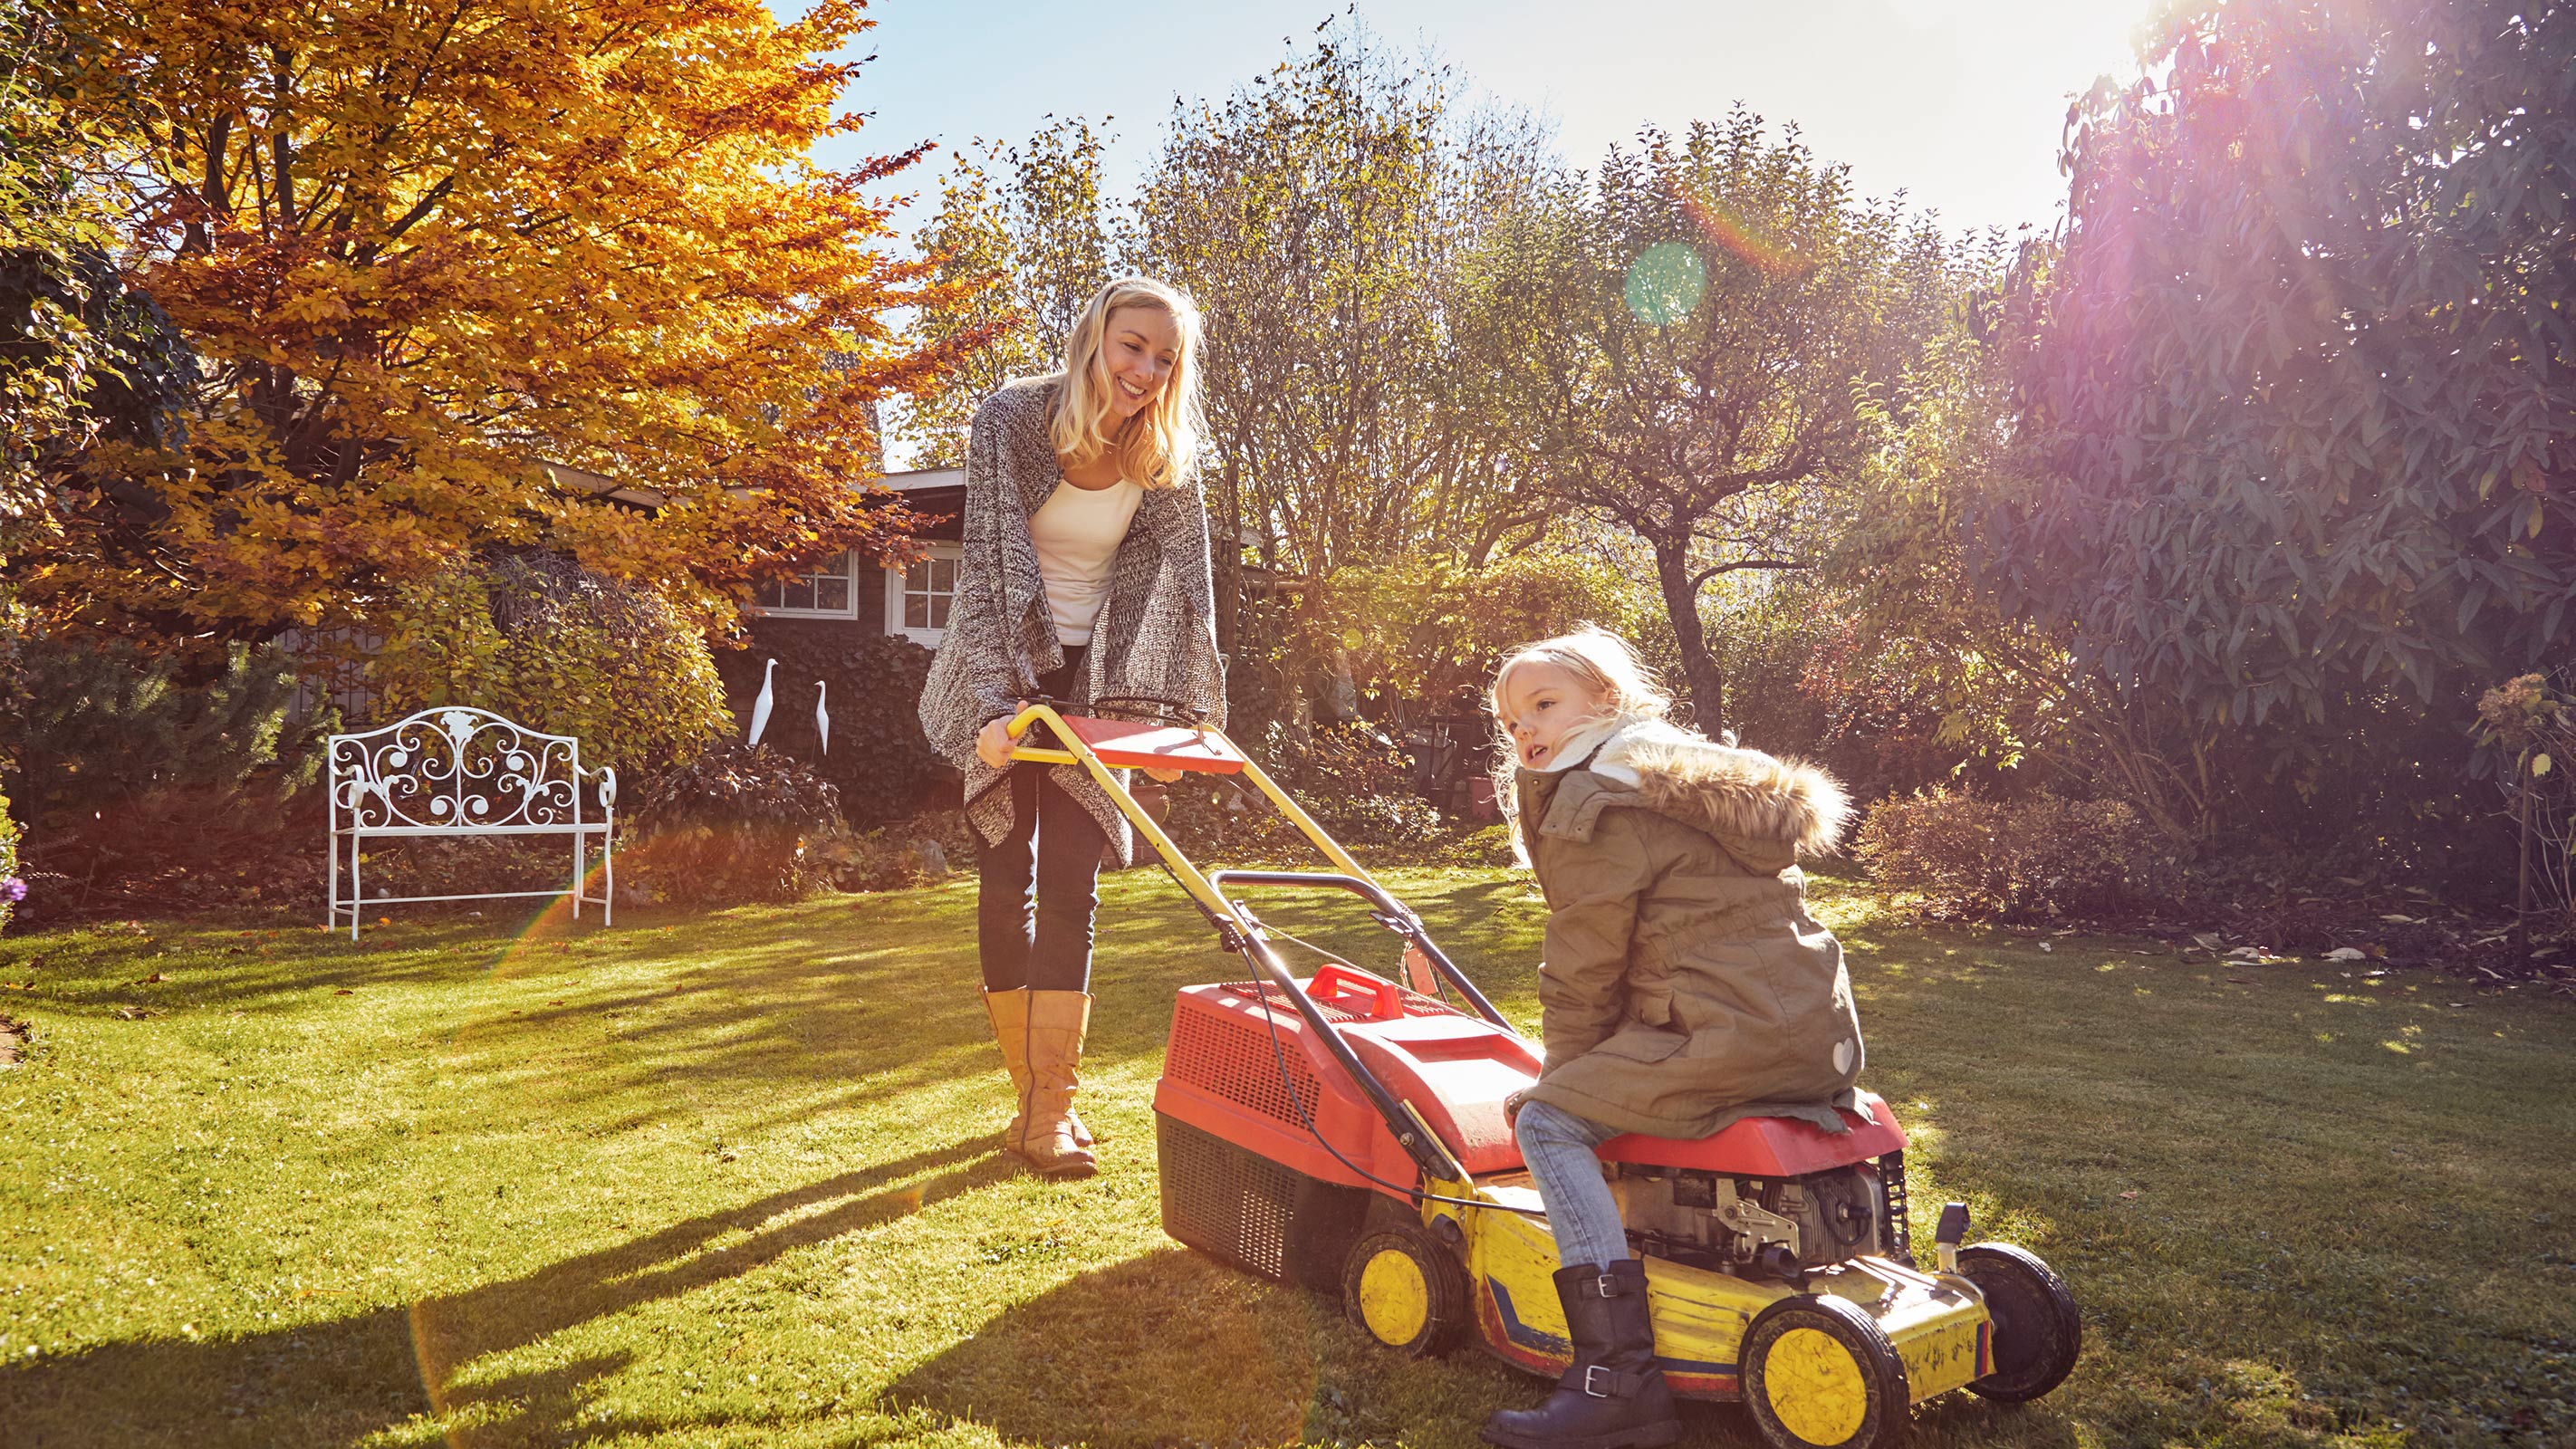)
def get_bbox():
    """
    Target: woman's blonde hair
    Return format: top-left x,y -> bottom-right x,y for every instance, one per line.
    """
1488,626 -> 1674,754
1049,276 -> 1205,489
